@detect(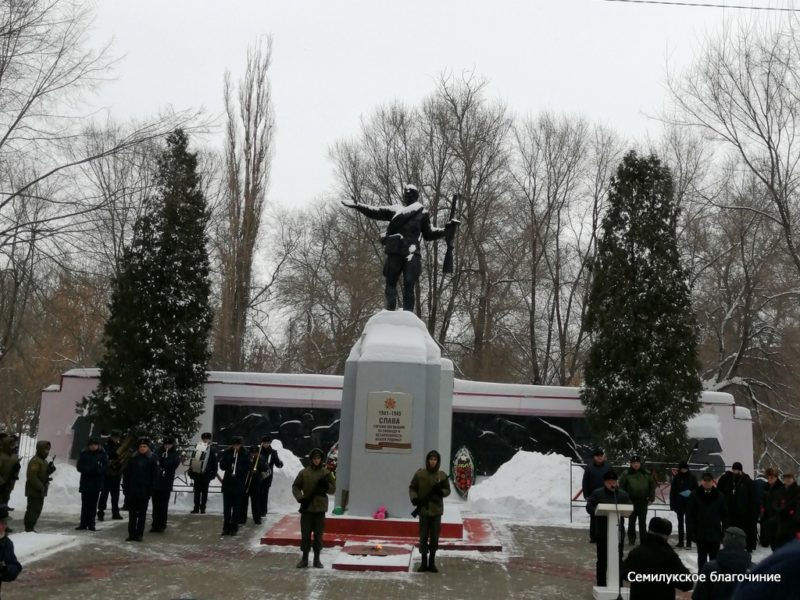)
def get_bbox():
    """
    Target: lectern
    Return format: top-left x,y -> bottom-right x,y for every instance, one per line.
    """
592,502 -> 633,600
